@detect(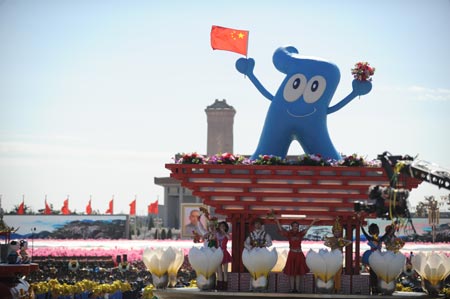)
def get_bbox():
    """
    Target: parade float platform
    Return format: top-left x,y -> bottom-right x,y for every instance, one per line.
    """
166,164 -> 421,276
154,288 -> 428,299
0,264 -> 39,278
0,263 -> 39,289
